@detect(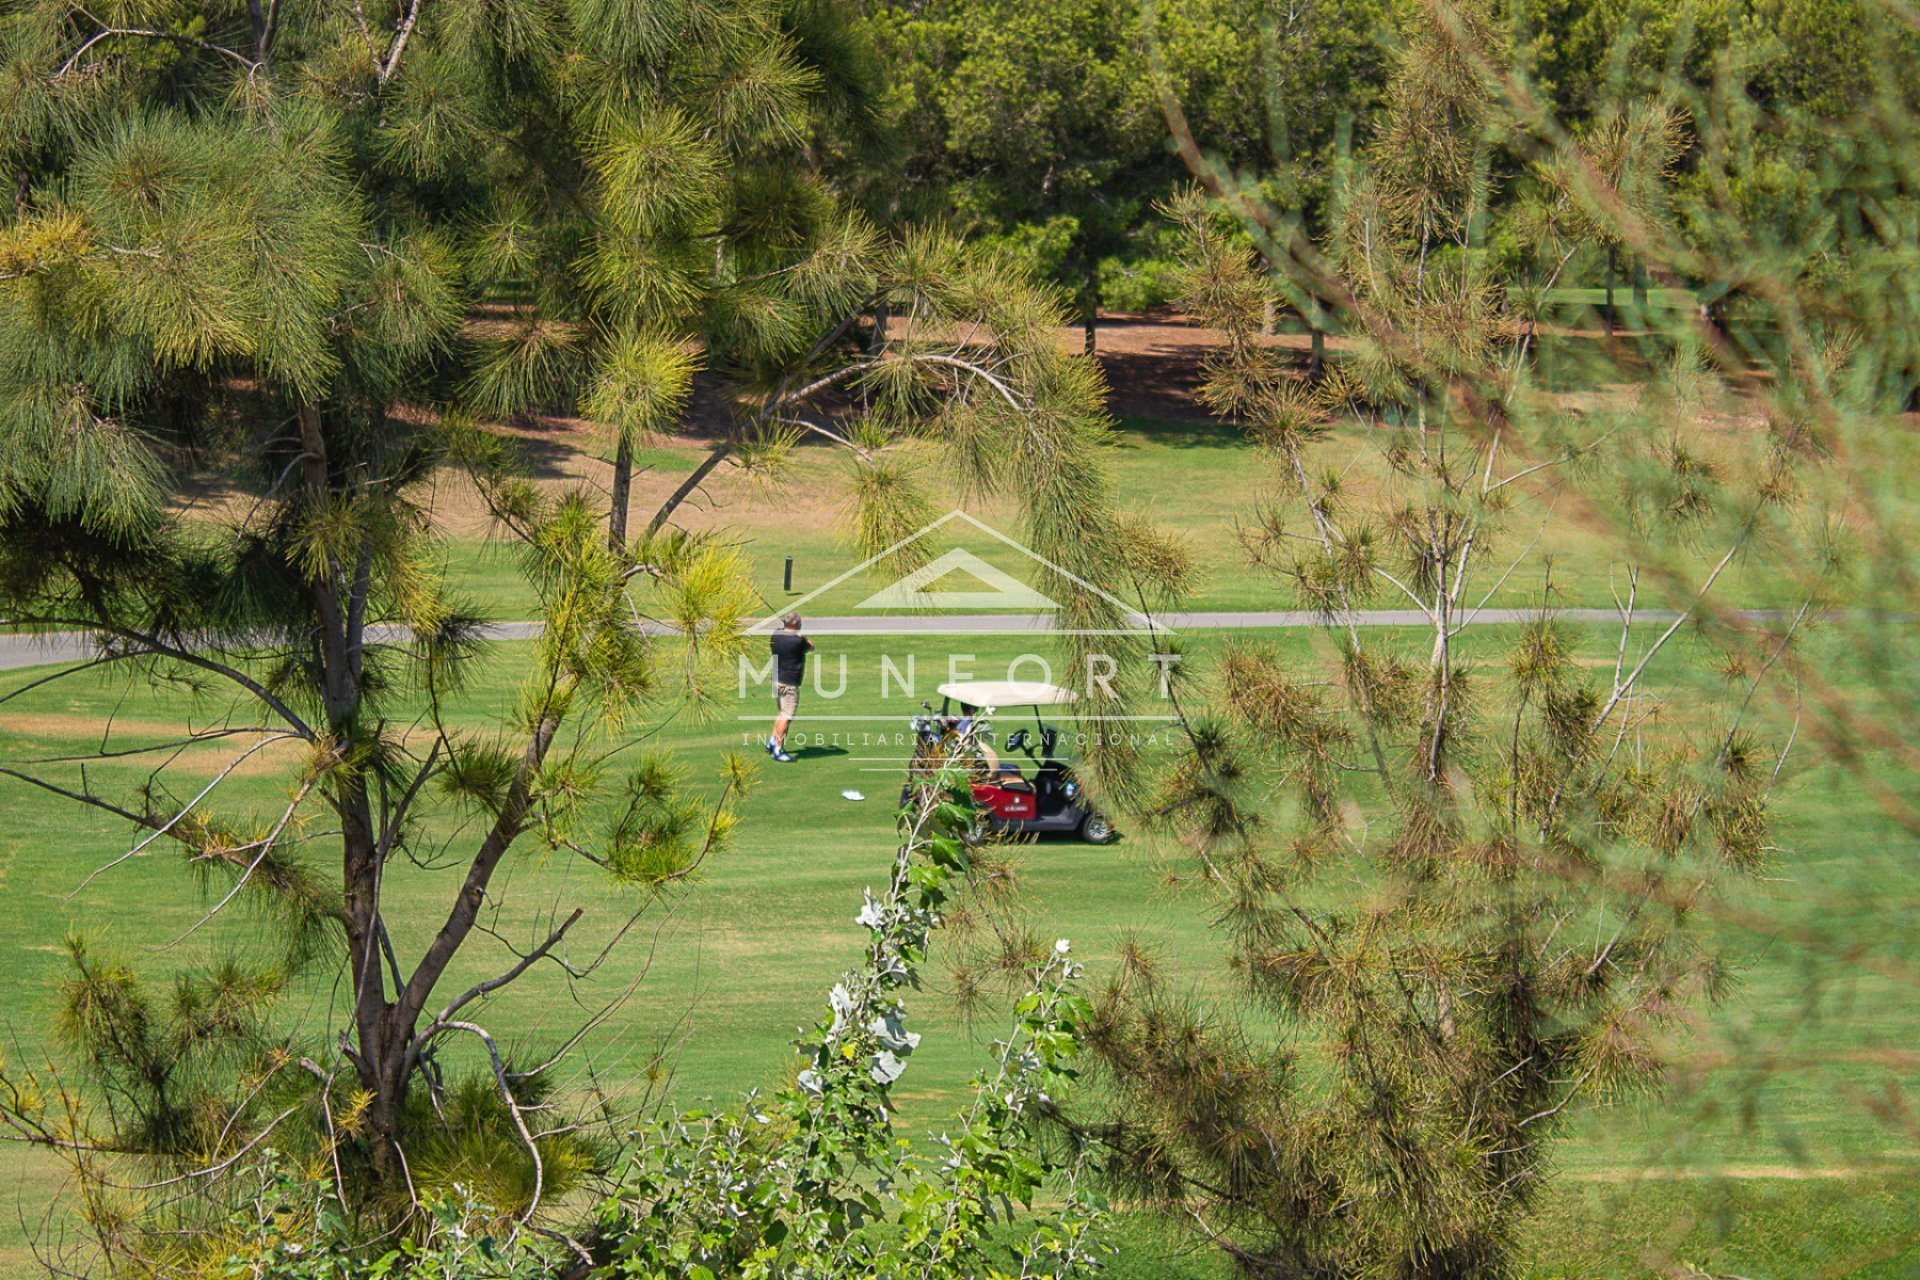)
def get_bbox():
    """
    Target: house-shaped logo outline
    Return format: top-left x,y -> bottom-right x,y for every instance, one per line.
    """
747,510 -> 1170,636
855,547 -> 1060,611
